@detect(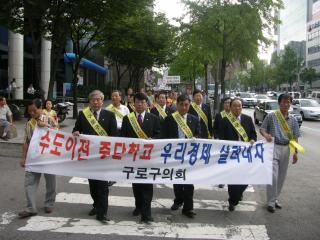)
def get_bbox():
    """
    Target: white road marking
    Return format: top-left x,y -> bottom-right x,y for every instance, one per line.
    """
18,216 -> 269,239
69,177 -> 255,192
56,192 -> 257,211
0,212 -> 16,230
